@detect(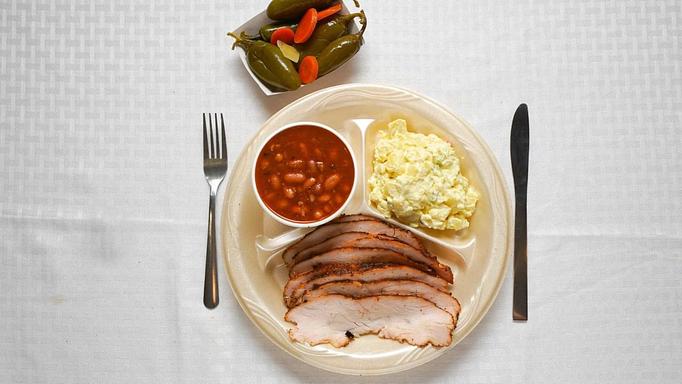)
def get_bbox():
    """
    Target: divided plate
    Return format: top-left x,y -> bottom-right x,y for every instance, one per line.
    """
221,84 -> 512,375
